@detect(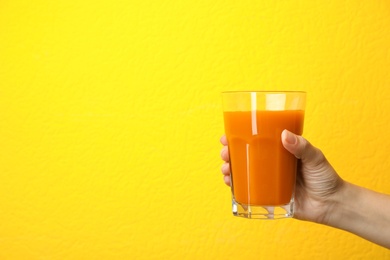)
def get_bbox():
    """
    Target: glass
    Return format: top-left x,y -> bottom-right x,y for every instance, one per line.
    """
222,91 -> 306,219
